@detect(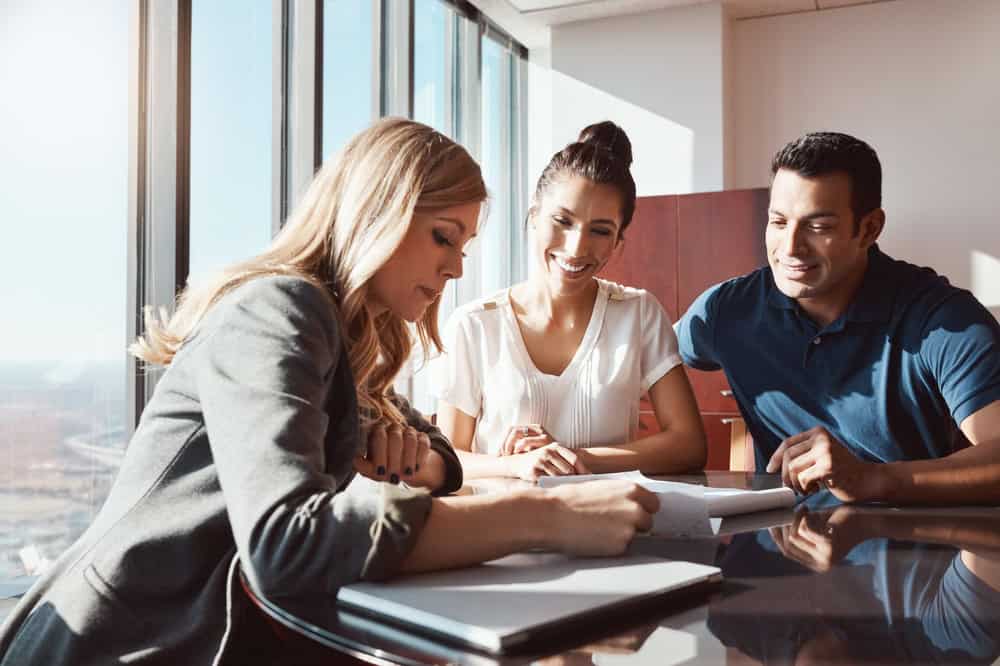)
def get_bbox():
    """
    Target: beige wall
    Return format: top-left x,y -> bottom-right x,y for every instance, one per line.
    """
529,2 -> 727,197
530,0 -> 999,311
730,0 -> 1000,311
